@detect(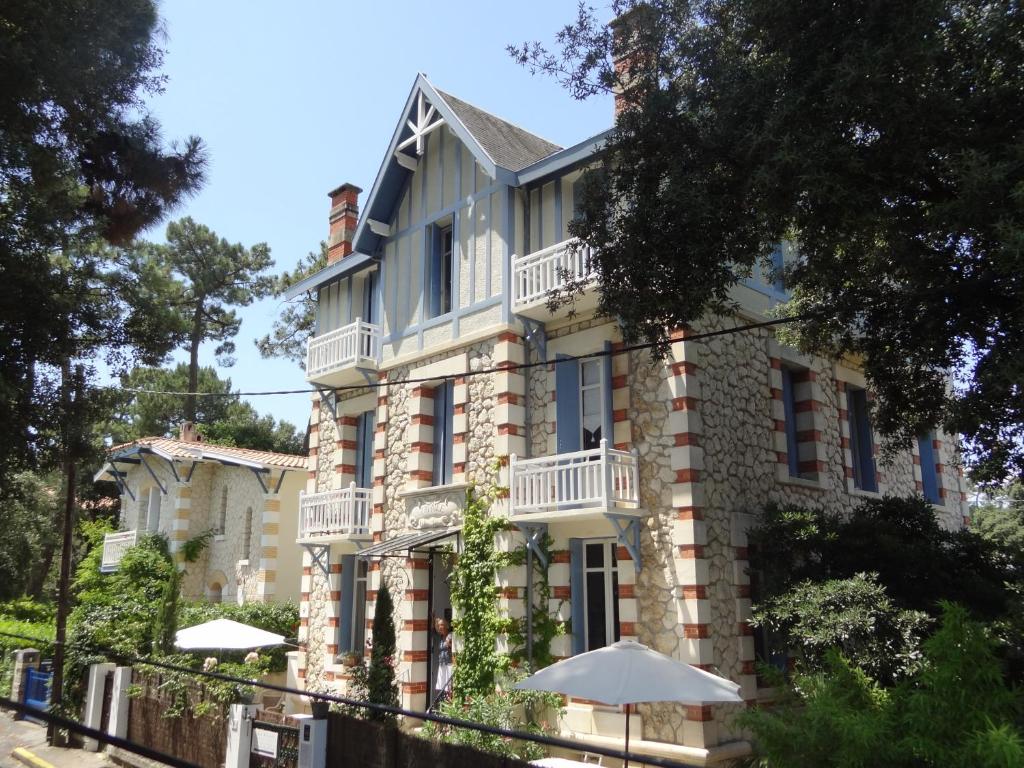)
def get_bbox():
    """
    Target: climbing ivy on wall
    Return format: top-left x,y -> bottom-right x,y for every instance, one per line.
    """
449,469 -> 566,700
449,475 -> 519,699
